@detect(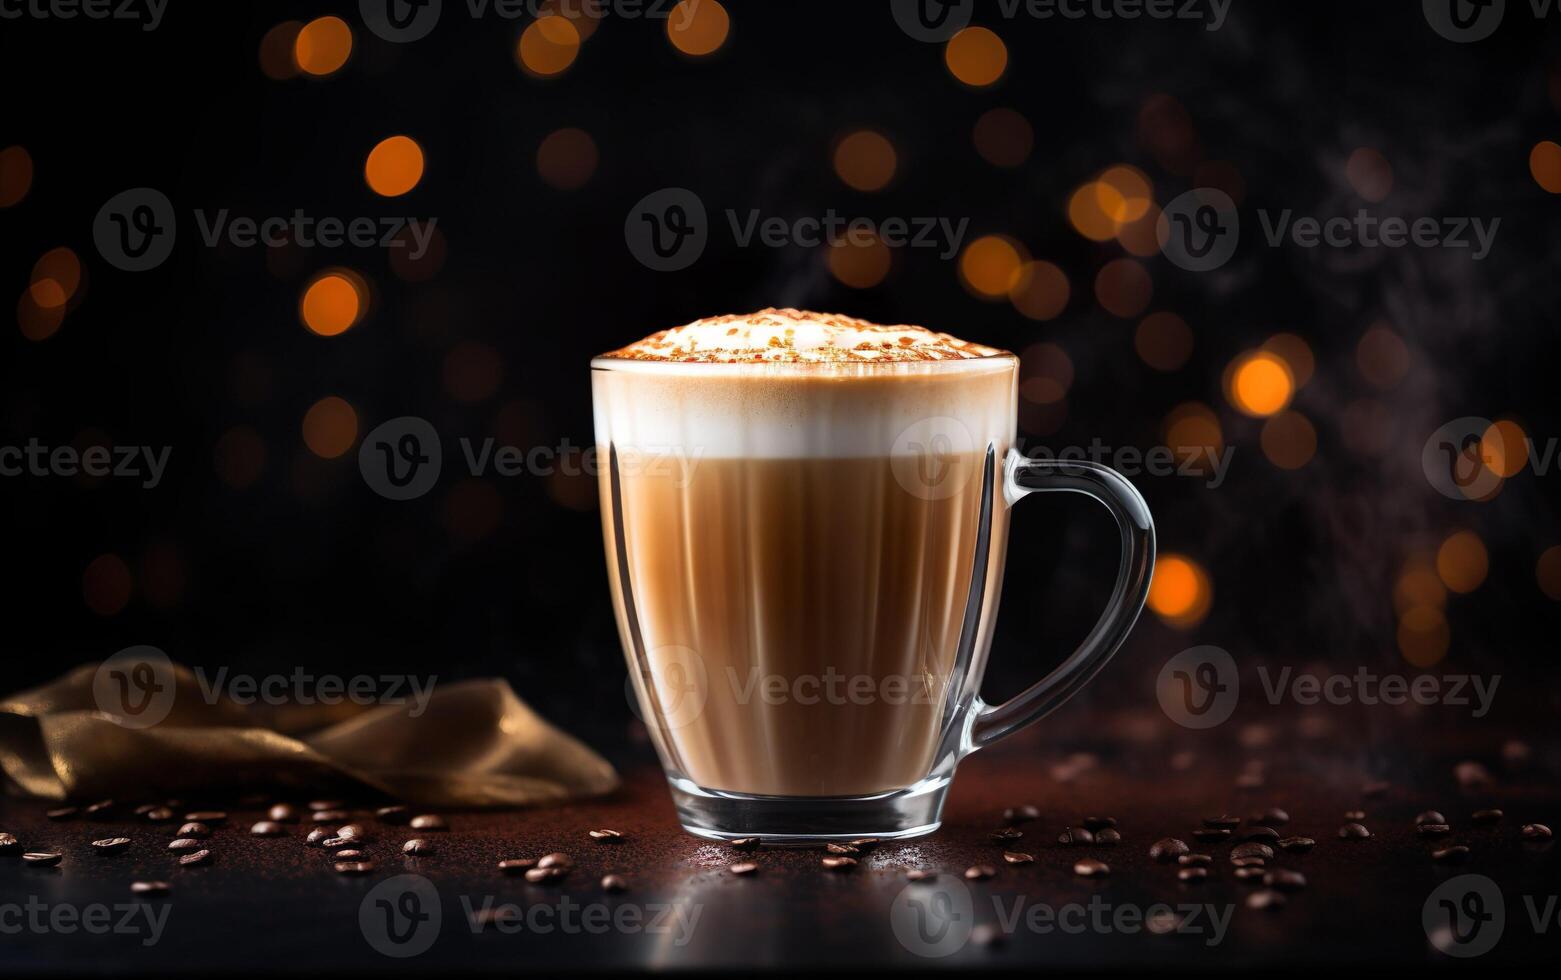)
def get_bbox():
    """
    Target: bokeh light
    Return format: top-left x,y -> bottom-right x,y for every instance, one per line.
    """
82,553 -> 133,617
365,136 -> 425,197
537,127 -> 599,190
1148,553 -> 1213,628
1480,419 -> 1527,478
1394,555 -> 1447,614
1115,203 -> 1163,257
1538,545 -> 1561,600
518,15 -> 581,76
1094,258 -> 1152,318
1018,342 -> 1073,405
294,16 -> 353,77
259,21 -> 302,80
833,130 -> 897,192
1437,530 -> 1489,594
0,145 -> 33,208
945,27 -> 1007,87
666,0 -> 729,57
215,426 -> 267,489
1194,159 -> 1246,205
827,235 -> 892,289
1007,260 -> 1069,321
1227,350 -> 1295,417
959,235 -> 1026,299
30,247 -> 83,309
1356,323 -> 1411,388
973,108 -> 1033,167
1162,402 -> 1224,476
442,341 -> 506,403
18,289 -> 64,341
1397,604 -> 1449,668
1138,94 -> 1200,175
1530,141 -> 1561,194
1096,165 -> 1153,222
1260,410 -> 1317,469
302,396 -> 359,459
1345,147 -> 1393,202
1261,333 -> 1314,387
300,271 -> 366,337
1135,312 -> 1193,371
